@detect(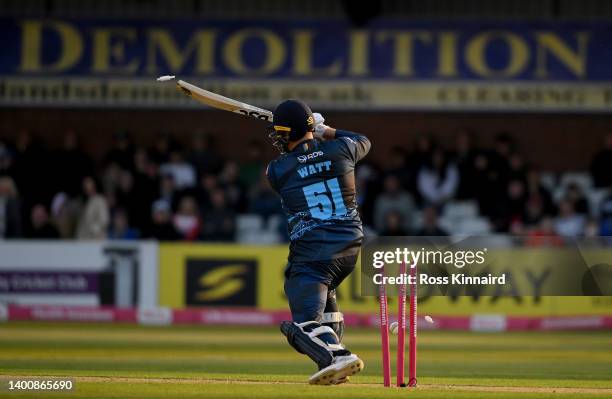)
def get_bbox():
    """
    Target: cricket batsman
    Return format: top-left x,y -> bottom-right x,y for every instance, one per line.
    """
266,99 -> 371,385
